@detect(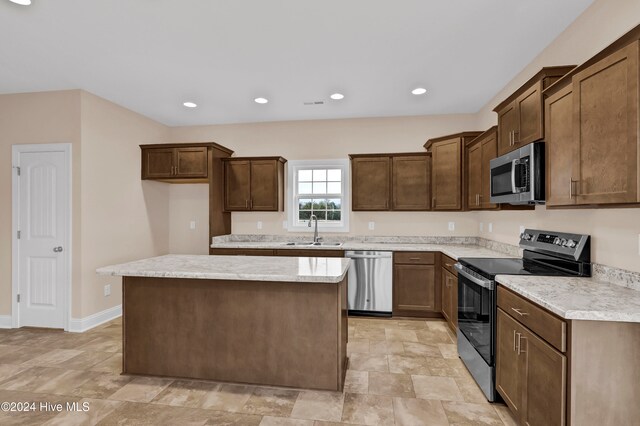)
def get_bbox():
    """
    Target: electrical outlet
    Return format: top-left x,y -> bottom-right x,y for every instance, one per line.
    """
448,222 -> 455,231
104,284 -> 111,297
190,220 -> 196,230
257,221 -> 263,230
282,220 -> 288,229
488,223 -> 493,233
479,222 -> 484,232
519,225 -> 525,235
368,221 -> 375,230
